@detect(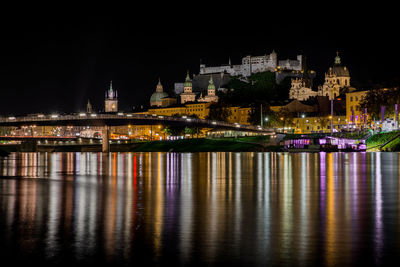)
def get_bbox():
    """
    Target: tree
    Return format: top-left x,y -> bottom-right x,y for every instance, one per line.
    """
184,127 -> 196,138
248,103 -> 272,126
359,87 -> 400,120
319,116 -> 330,130
274,108 -> 295,129
163,125 -> 186,136
206,104 -> 232,122
220,71 -> 291,105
